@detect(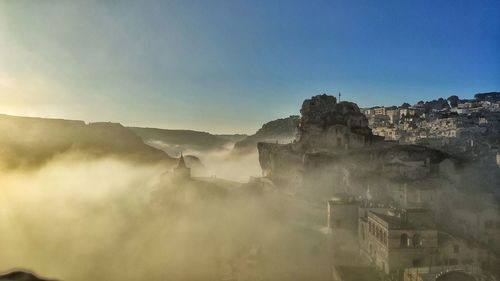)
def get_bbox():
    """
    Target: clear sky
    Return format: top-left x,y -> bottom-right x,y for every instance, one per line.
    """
1,0 -> 499,133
